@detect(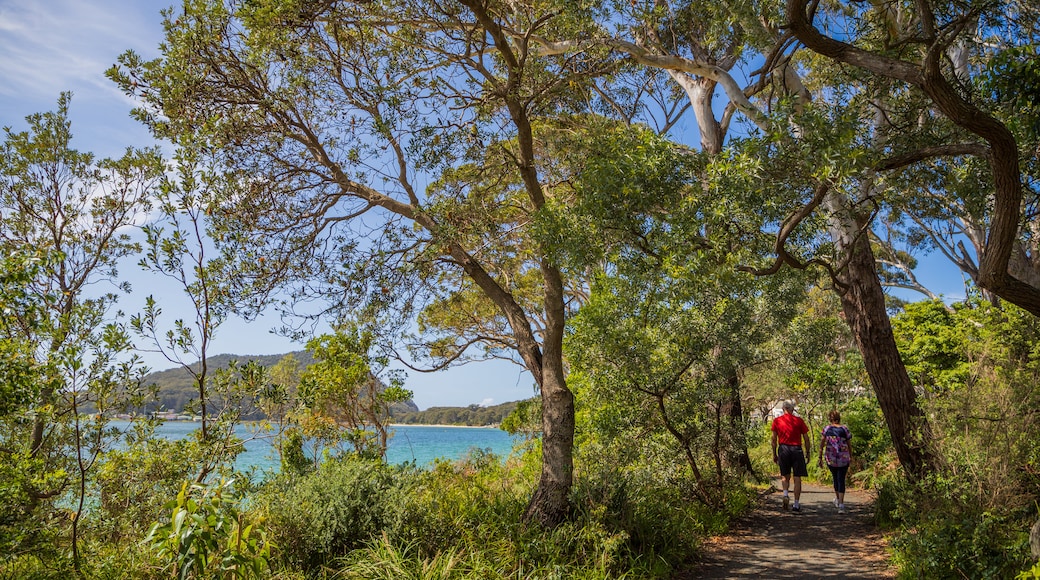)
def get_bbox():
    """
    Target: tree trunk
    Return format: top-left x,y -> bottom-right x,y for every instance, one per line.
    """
827,193 -> 935,478
523,261 -> 574,526
721,373 -> 755,476
524,370 -> 575,526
